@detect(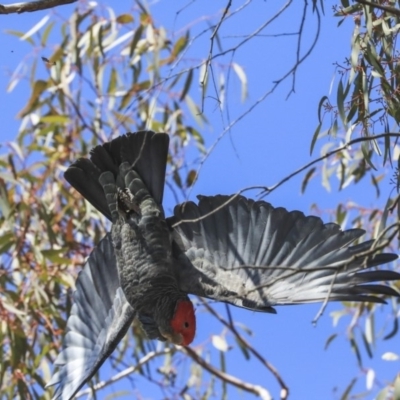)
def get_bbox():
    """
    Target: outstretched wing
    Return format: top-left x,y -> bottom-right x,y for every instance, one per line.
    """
171,195 -> 399,312
46,235 -> 136,400
64,131 -> 169,220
